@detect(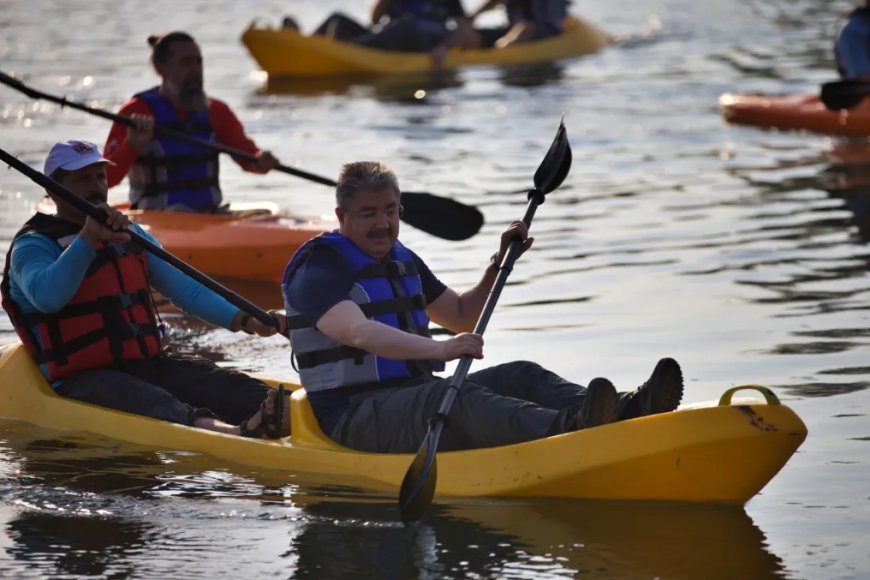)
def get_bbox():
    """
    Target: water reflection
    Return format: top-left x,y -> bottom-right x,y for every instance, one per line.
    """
498,62 -> 565,88
260,61 -> 566,100
262,69 -> 465,101
284,497 -> 787,579
0,423 -> 788,579
821,139 -> 870,243
445,499 -> 786,580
